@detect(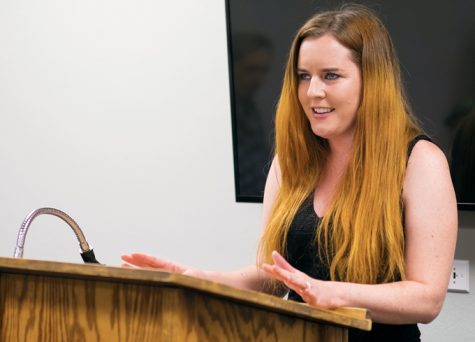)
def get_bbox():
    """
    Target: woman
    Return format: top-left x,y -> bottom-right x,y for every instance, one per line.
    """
122,5 -> 457,341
